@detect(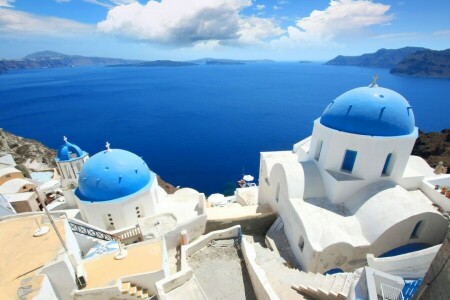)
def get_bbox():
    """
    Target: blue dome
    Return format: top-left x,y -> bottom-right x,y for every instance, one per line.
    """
320,87 -> 415,137
76,149 -> 153,202
56,140 -> 87,161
